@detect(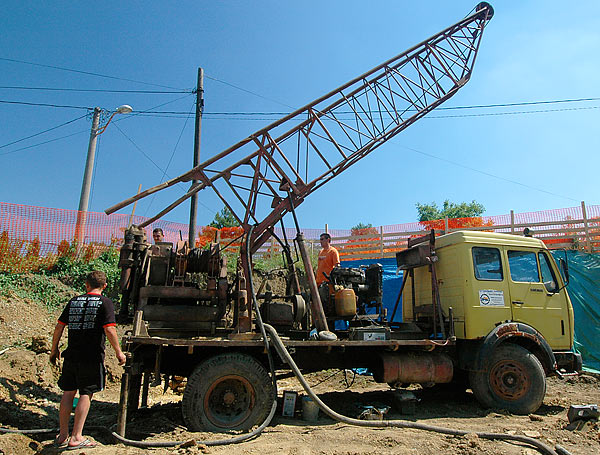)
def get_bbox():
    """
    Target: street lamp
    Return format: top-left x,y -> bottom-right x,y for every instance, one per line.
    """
75,105 -> 133,243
